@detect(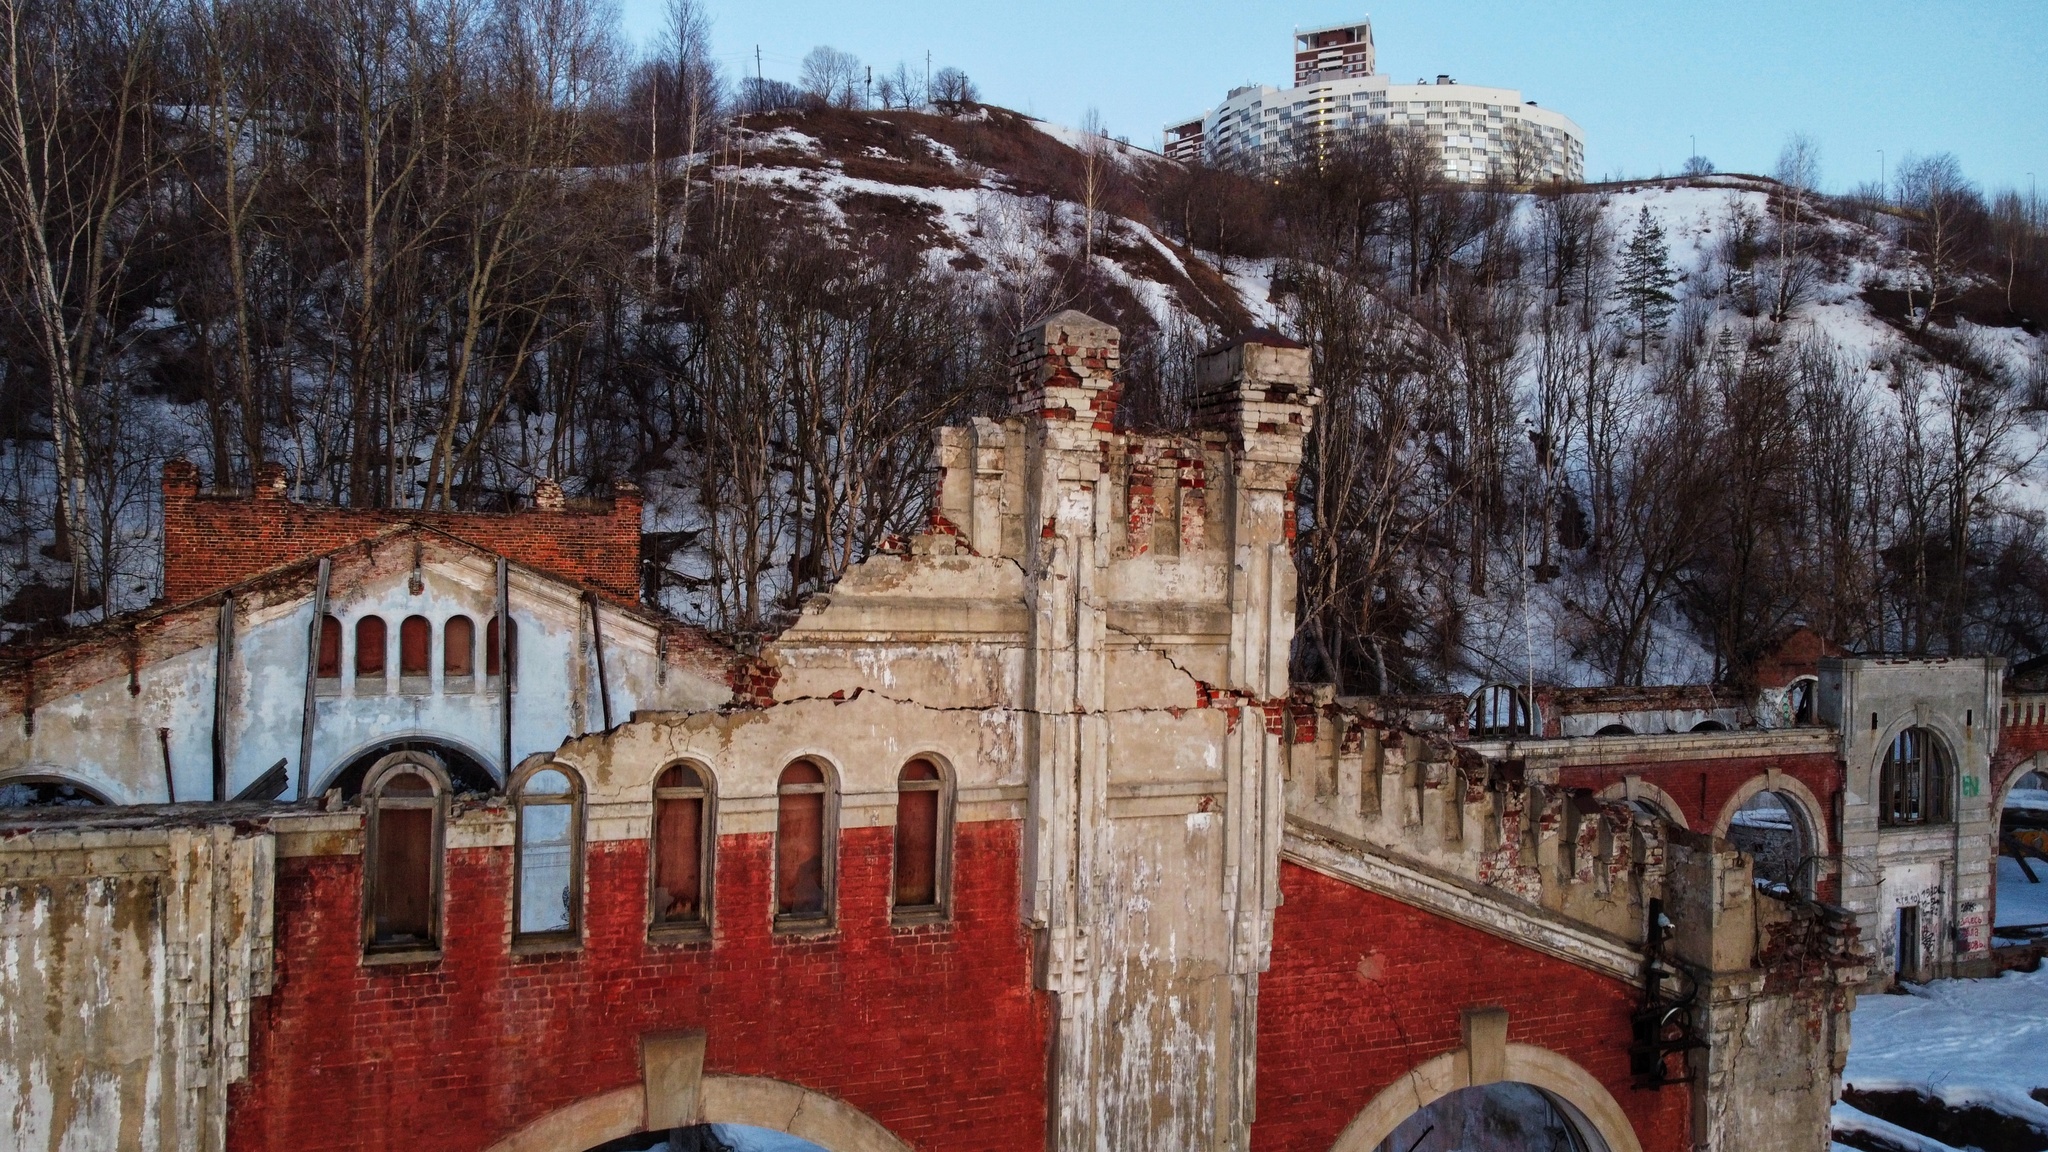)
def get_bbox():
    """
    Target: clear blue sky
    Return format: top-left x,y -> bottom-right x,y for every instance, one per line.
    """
618,0 -> 2046,195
